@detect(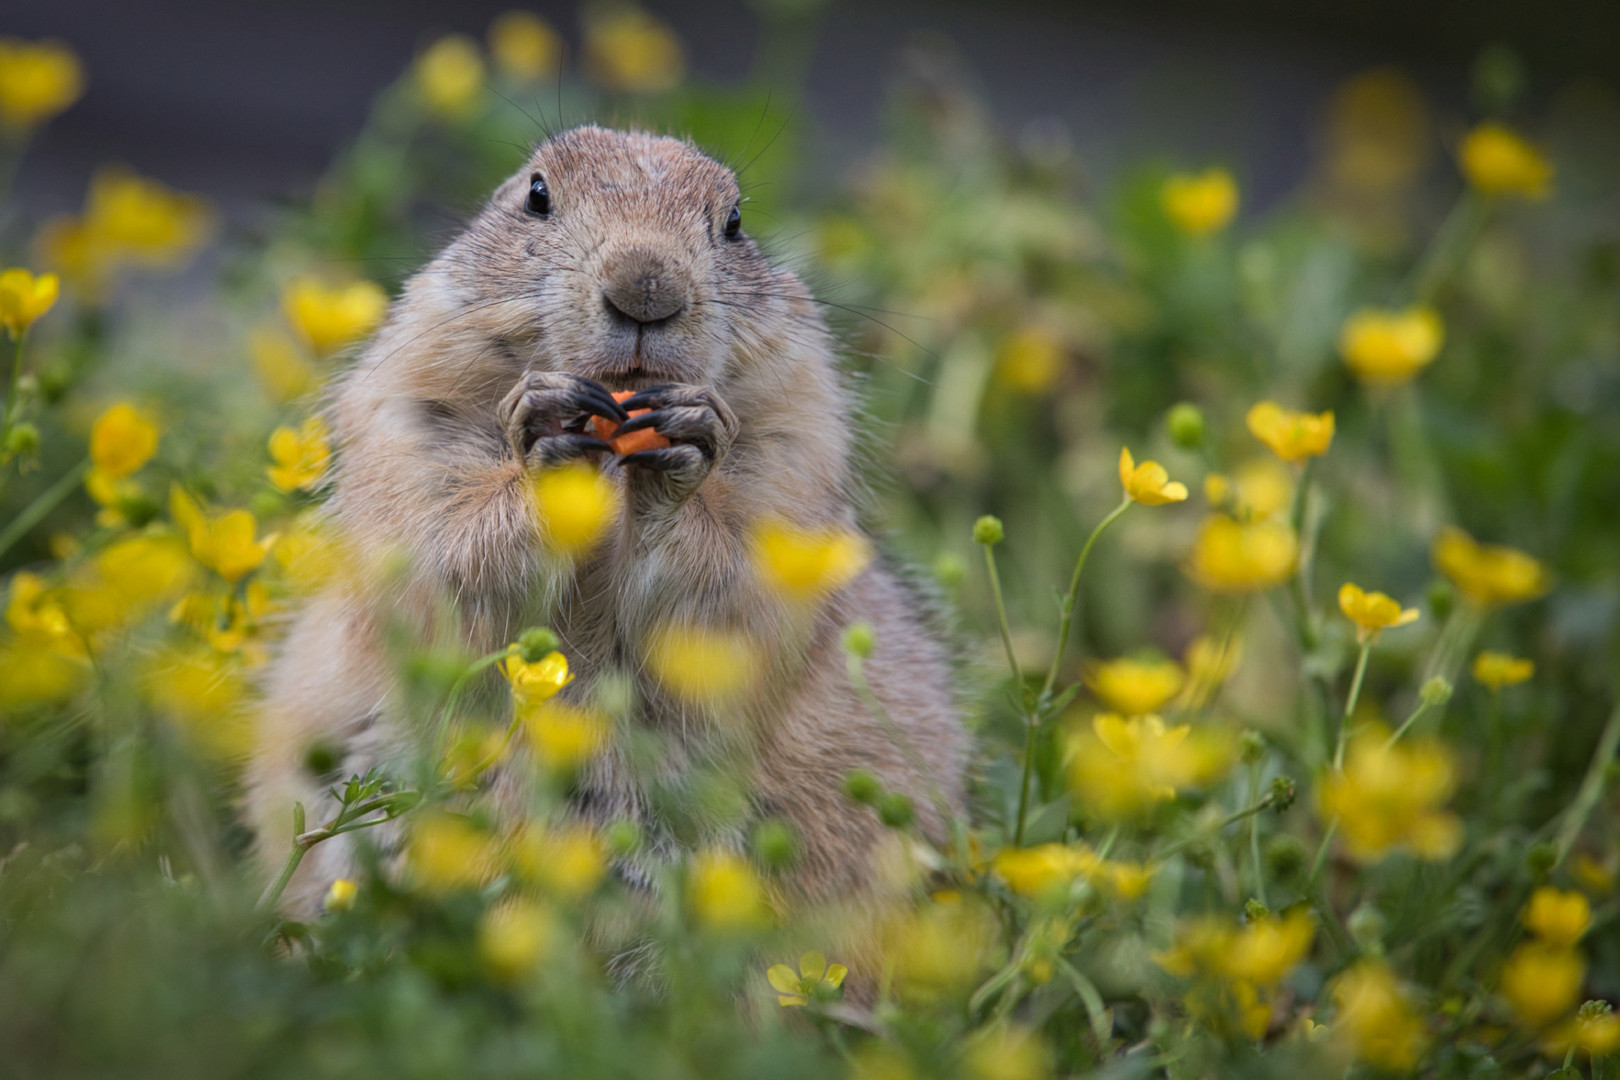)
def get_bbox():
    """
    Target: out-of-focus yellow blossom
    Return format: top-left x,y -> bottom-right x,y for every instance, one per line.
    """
521,699 -> 608,773
1471,650 -> 1533,691
645,623 -> 755,709
1330,960 -> 1427,1071
1523,887 -> 1590,948
0,38 -> 84,133
688,849 -> 767,930
849,1045 -> 916,1080
139,644 -> 253,760
1317,723 -> 1462,862
1499,942 -> 1584,1028
992,842 -> 1152,903
266,417 -> 330,492
512,823 -> 607,899
1432,526 -> 1549,609
583,6 -> 684,93
1245,401 -> 1335,462
172,581 -> 274,665
409,813 -> 499,892
1161,167 -> 1239,236
0,641 -> 86,708
749,519 -> 870,602
500,648 -> 573,706
887,894 -> 1001,1001
439,724 -> 508,788
1119,447 -> 1188,506
89,402 -> 159,479
478,900 -> 556,982
1082,654 -> 1184,715
1225,909 -> 1316,986
1227,457 -> 1293,520
1068,713 -> 1232,819
414,34 -> 485,119
281,276 -> 388,356
531,461 -> 620,557
994,326 -> 1064,393
40,167 -> 215,295
7,572 -> 84,657
766,950 -> 848,1007
961,1025 -> 1050,1080
1187,515 -> 1297,593
272,520 -> 350,593
0,268 -> 59,336
1203,472 -> 1229,506
171,487 -> 275,583
1323,69 -> 1432,196
1337,583 -> 1420,643
1460,122 -> 1553,200
1338,306 -> 1443,385
1546,1007 -> 1620,1058
1178,632 -> 1242,709
489,11 -> 562,82
61,534 -> 195,636
1571,854 -> 1614,898
249,326 -> 317,402
323,878 -> 357,913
